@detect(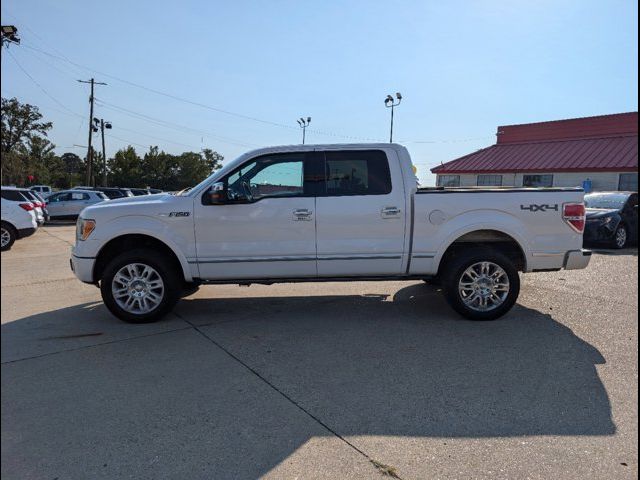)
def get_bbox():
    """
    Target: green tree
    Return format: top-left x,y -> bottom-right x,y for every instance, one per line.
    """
108,146 -> 143,187
18,136 -> 57,185
1,97 -> 53,185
